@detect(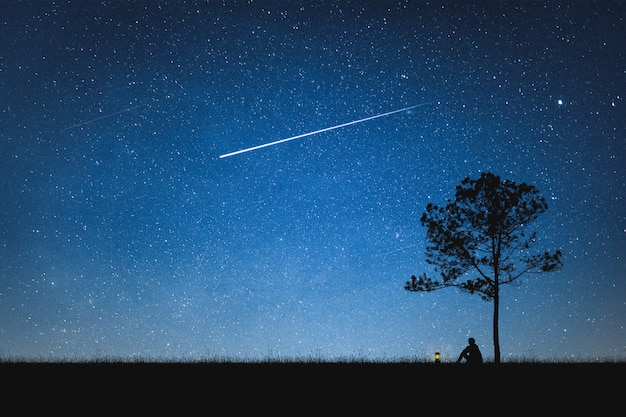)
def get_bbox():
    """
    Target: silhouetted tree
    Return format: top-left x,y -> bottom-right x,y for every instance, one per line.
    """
405,172 -> 562,363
